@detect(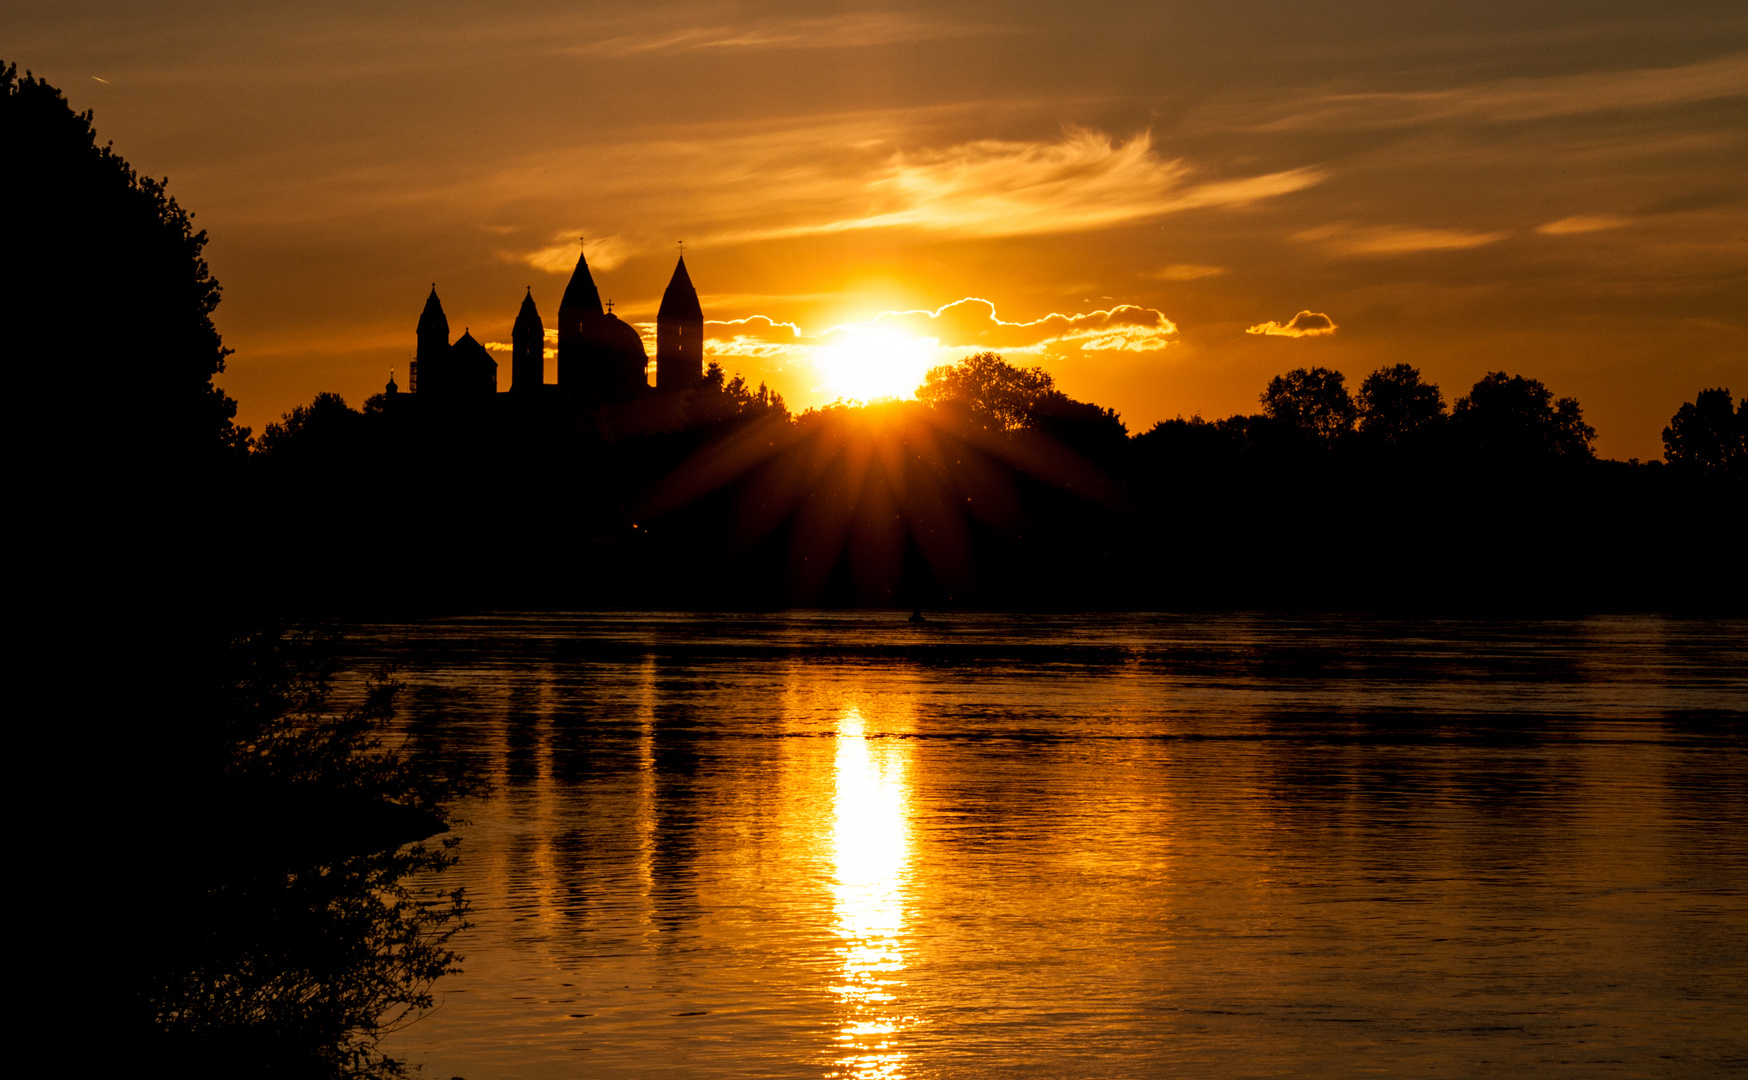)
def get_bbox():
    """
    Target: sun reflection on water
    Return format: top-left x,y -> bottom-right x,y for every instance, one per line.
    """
829,706 -> 914,1079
